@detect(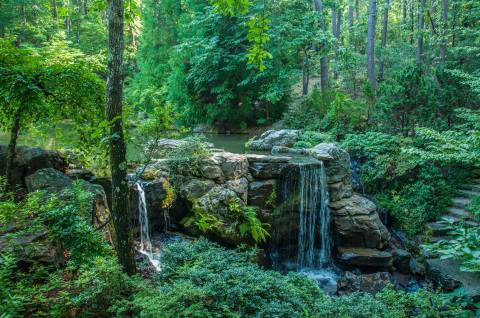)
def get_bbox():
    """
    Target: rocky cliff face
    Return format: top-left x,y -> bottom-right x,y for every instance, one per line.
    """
135,135 -> 391,269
